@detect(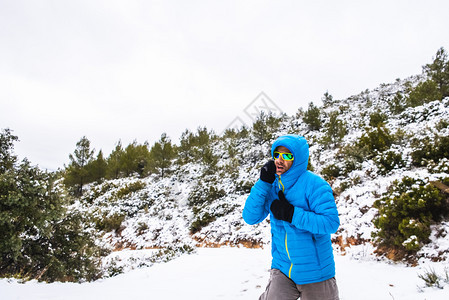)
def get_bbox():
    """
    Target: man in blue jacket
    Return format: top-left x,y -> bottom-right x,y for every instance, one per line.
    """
243,134 -> 340,300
